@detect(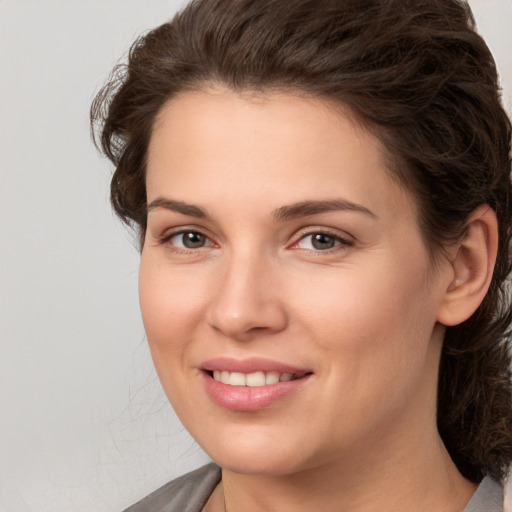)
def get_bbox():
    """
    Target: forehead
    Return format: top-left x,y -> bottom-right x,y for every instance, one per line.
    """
146,88 -> 416,223
149,87 -> 377,167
